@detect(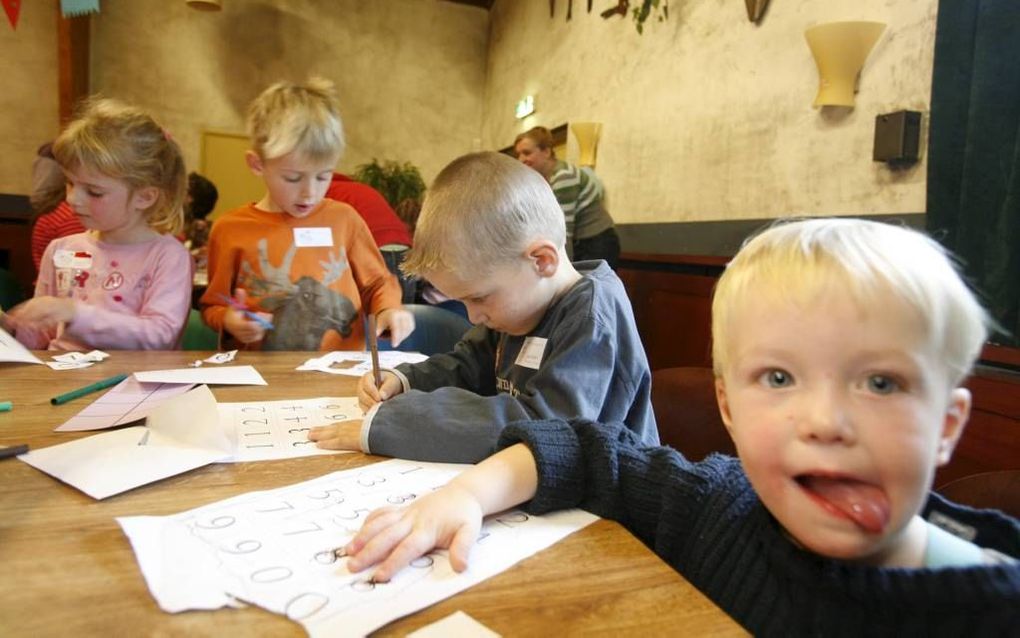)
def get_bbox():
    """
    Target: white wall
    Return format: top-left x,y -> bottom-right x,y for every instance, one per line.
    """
90,0 -> 488,183
0,1 -> 61,195
484,0 -> 937,224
